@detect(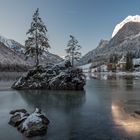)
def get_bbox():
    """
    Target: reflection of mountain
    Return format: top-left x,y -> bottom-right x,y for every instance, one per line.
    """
18,90 -> 86,110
